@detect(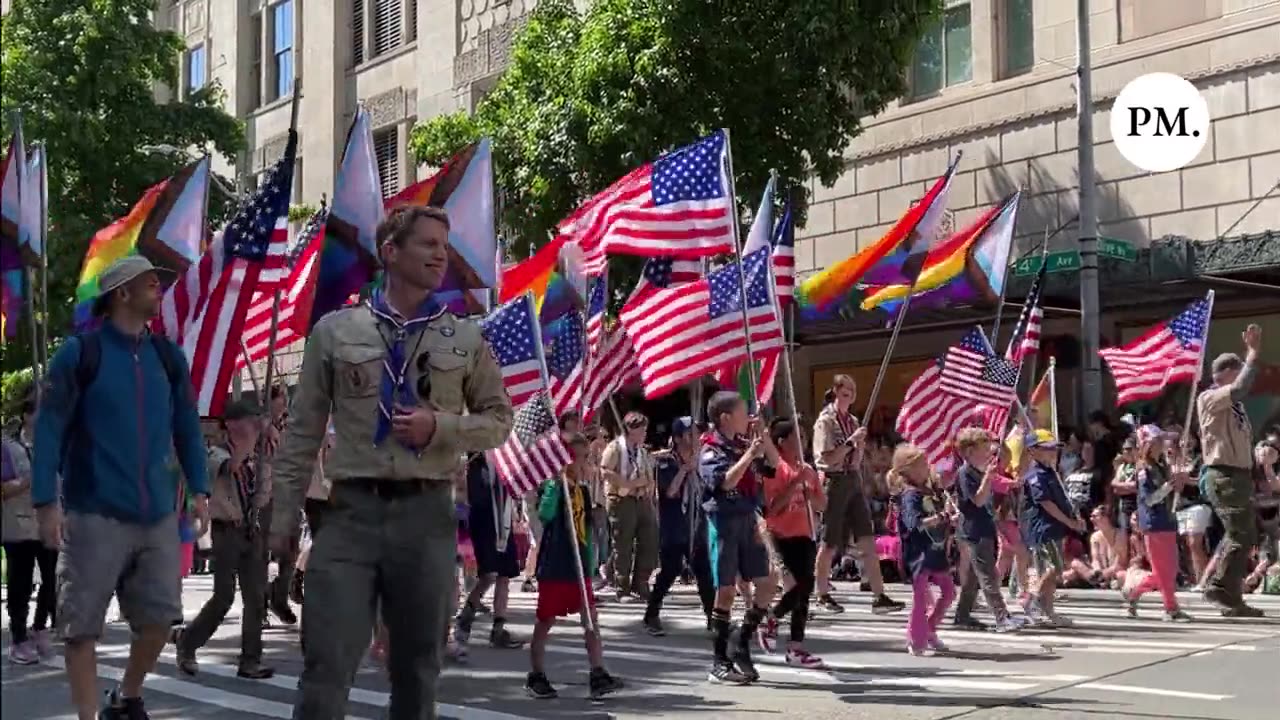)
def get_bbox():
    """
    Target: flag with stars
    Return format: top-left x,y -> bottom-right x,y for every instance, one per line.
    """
487,393 -> 573,499
941,328 -> 1020,409
480,292 -> 547,409
585,274 -> 608,355
771,201 -> 796,307
557,131 -> 735,274
1100,296 -> 1212,405
622,256 -> 702,317
545,311 -> 588,418
156,130 -> 297,417
621,249 -> 784,400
